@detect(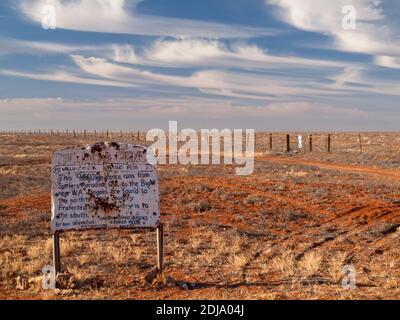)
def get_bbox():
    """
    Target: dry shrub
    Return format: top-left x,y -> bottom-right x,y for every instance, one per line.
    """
195,200 -> 212,213
286,169 -> 308,178
199,250 -> 216,265
371,255 -> 400,290
383,255 -> 399,270
0,235 -> 27,251
106,240 -> 142,266
189,236 -> 202,252
88,241 -> 105,259
214,235 -> 230,256
134,246 -> 142,260
382,276 -> 399,290
76,254 -> 92,266
272,250 -> 295,277
61,237 -> 77,256
229,254 -> 248,271
188,227 -> 204,253
1,236 -> 53,278
27,243 -> 45,260
328,251 -> 347,283
68,265 -> 91,283
230,235 -> 242,255
109,244 -> 132,266
259,246 -> 273,274
298,251 -> 322,278
1,251 -> 24,277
